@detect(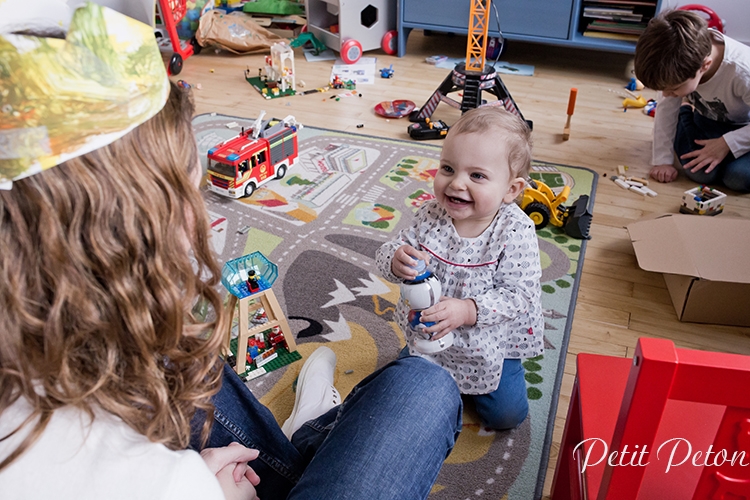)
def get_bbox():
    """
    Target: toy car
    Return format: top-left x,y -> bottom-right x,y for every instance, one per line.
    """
380,64 -> 394,78
331,75 -> 356,89
407,118 -> 449,140
519,179 -> 592,239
